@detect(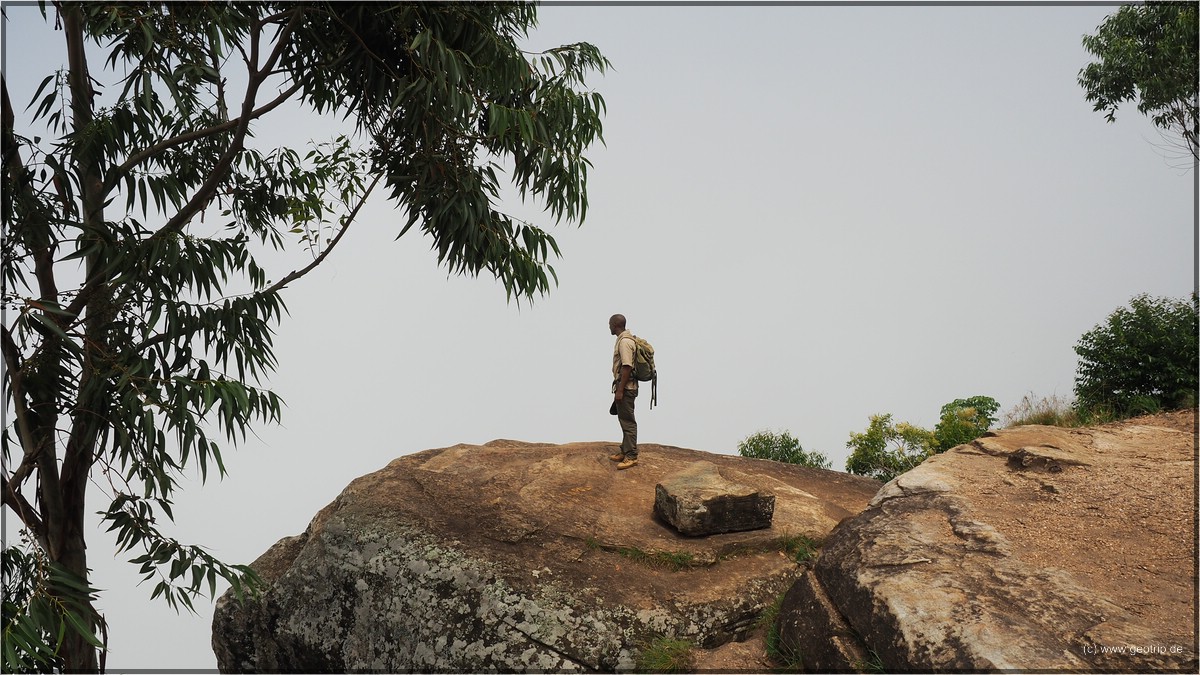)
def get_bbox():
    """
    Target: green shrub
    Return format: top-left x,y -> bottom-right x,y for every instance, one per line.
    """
738,429 -> 831,469
1074,293 -> 1198,417
847,396 -> 1001,481
635,637 -> 695,673
933,396 -> 1000,450
844,414 -> 937,483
